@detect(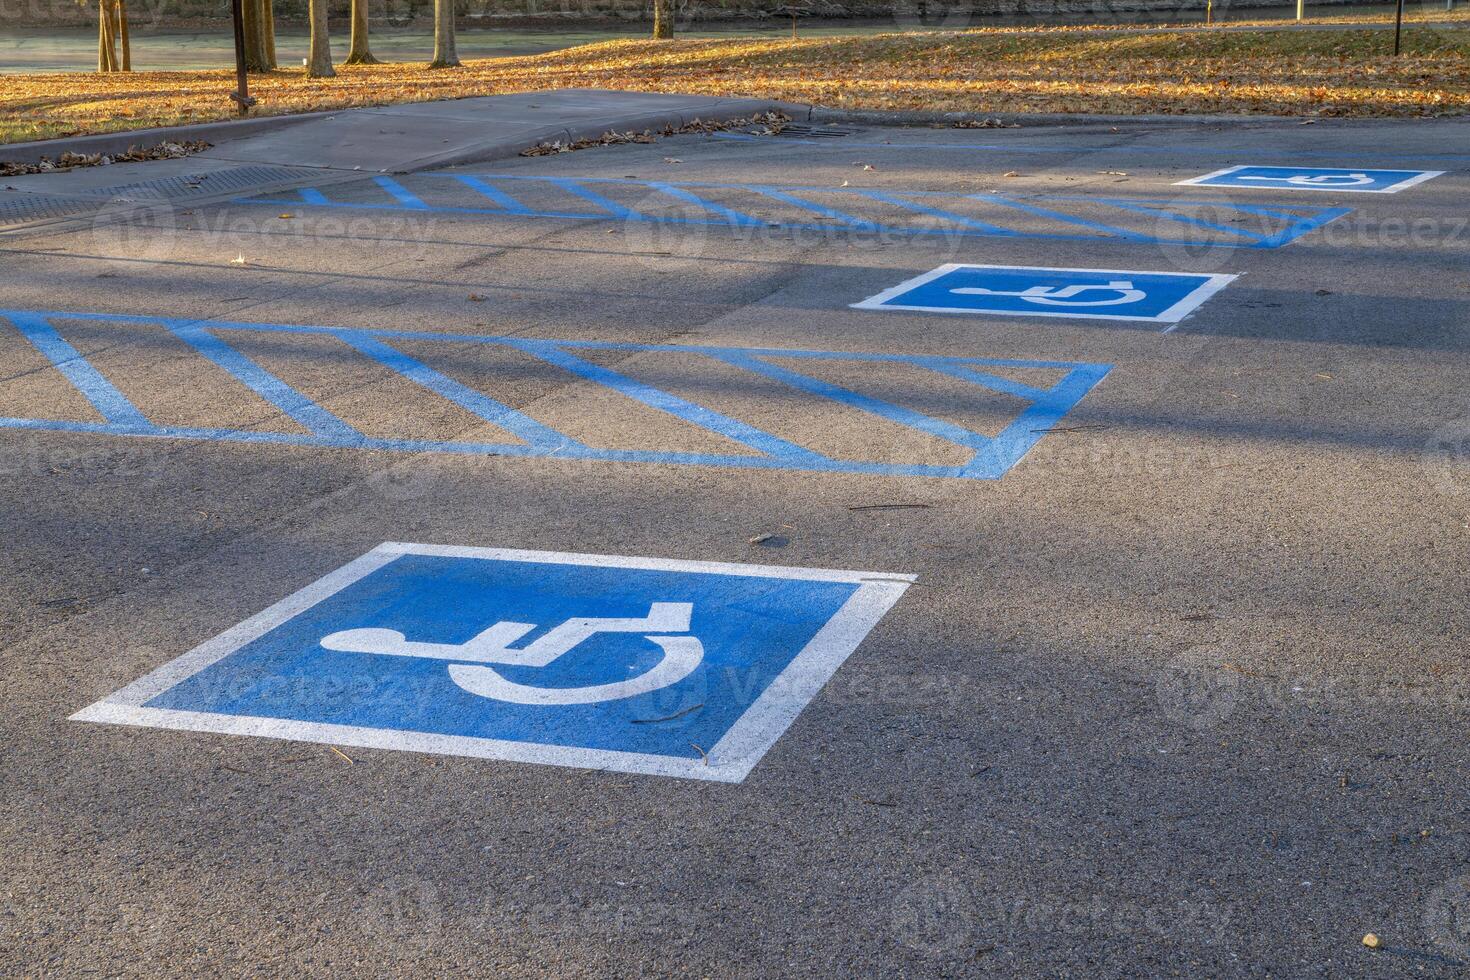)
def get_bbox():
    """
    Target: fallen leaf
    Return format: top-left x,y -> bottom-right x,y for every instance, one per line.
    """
7,33 -> 1458,156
